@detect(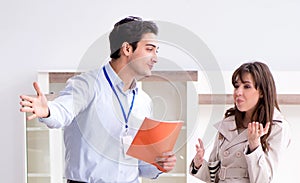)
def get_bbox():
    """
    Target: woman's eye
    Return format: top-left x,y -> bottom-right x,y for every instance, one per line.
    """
244,85 -> 251,89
